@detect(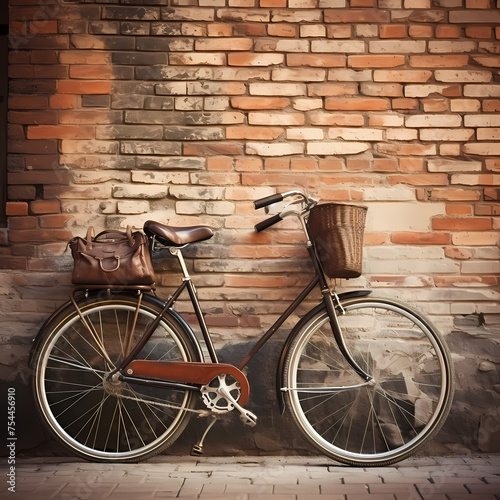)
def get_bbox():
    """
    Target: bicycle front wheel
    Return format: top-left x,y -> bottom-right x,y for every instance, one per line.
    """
32,293 -> 201,462
283,297 -> 454,466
